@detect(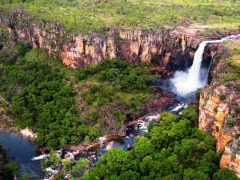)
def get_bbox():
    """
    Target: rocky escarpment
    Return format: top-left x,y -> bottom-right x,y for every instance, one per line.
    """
0,9 -> 205,75
199,40 -> 240,178
2,9 -> 239,75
